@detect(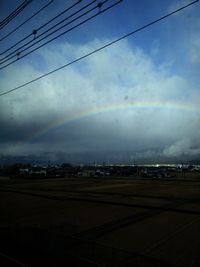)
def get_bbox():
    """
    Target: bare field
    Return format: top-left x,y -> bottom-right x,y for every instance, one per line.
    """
0,177 -> 200,266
